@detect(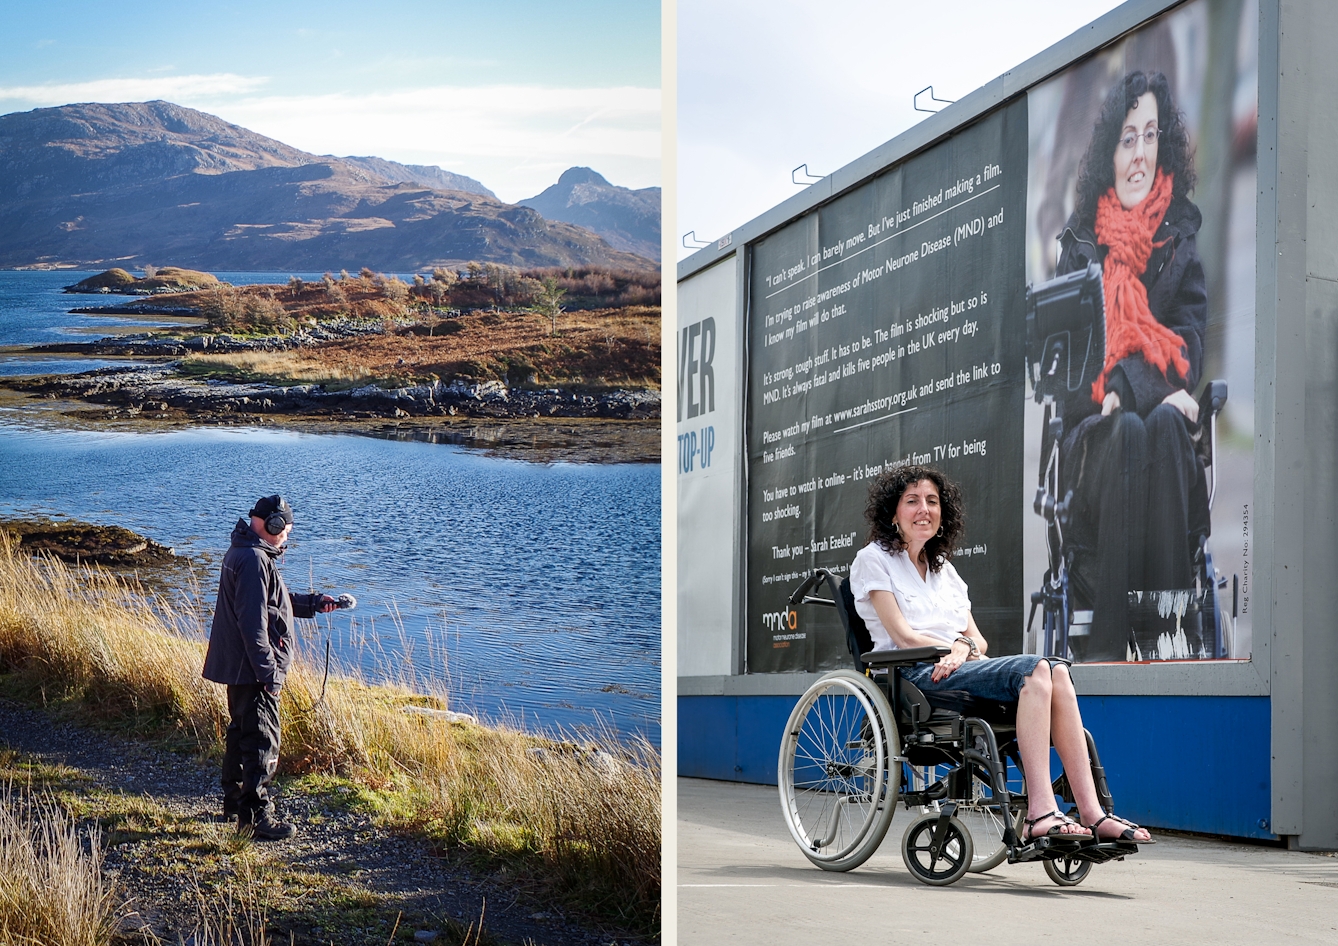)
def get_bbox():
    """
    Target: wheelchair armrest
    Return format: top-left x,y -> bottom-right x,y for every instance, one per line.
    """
860,645 -> 950,667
